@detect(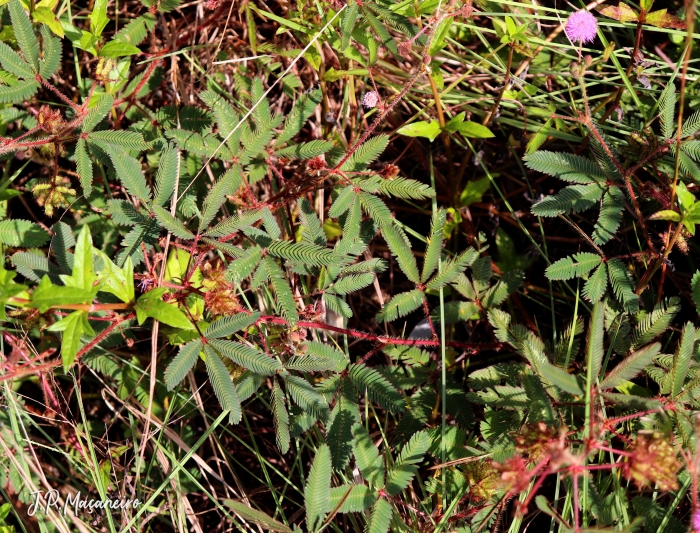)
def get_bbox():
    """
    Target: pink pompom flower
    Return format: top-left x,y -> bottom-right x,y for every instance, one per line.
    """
362,91 -> 379,110
565,11 -> 598,44
693,509 -> 700,533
